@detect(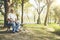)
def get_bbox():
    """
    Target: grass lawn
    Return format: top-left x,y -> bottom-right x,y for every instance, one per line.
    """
0,15 -> 4,25
0,20 -> 4,24
0,24 -> 60,40
23,24 -> 60,40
